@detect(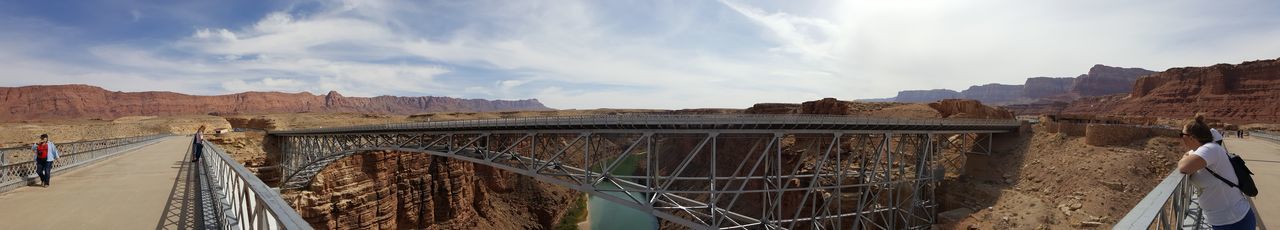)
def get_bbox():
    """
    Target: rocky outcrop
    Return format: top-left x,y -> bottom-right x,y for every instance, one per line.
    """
960,84 -> 1025,105
0,84 -> 550,122
1071,65 -> 1156,97
1022,77 -> 1075,99
927,99 -> 1015,119
283,150 -> 577,229
1064,58 -> 1280,123
872,65 -> 1154,106
744,103 -> 799,114
894,89 -> 962,103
